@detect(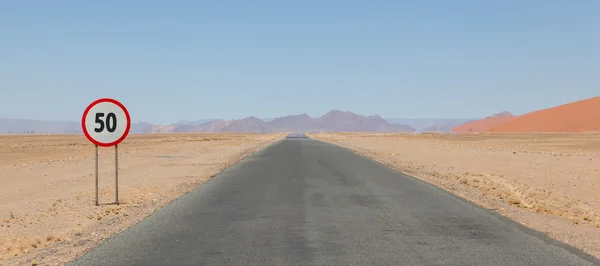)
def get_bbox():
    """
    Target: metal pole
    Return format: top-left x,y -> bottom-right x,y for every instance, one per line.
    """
115,144 -> 119,205
95,145 -> 99,206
